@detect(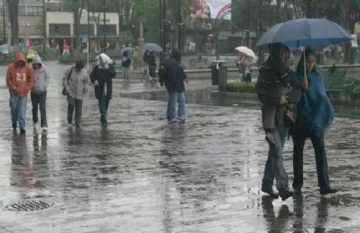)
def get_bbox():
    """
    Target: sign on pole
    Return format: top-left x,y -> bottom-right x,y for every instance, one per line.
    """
81,35 -> 90,70
81,35 -> 88,43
